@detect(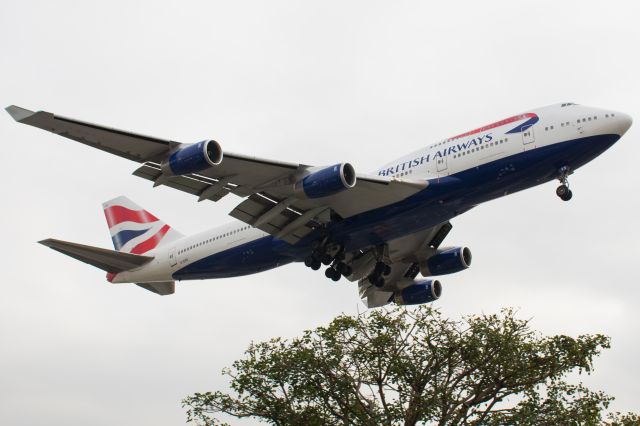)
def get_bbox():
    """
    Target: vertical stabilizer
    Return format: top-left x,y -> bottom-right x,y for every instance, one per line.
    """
102,196 -> 183,254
